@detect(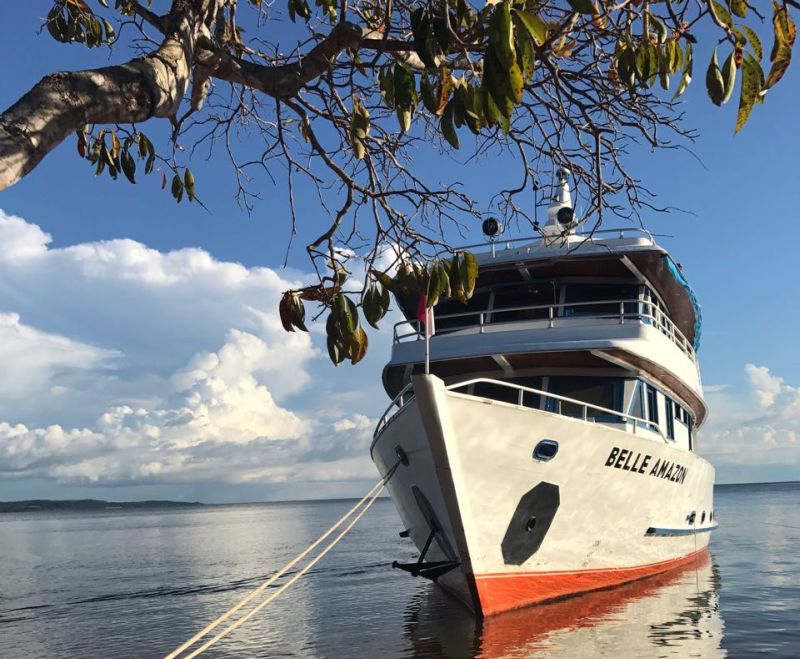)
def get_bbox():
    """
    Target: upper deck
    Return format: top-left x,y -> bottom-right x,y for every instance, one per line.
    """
383,227 -> 707,426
